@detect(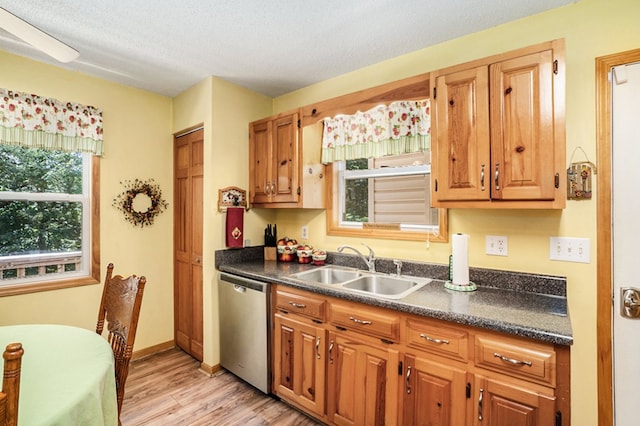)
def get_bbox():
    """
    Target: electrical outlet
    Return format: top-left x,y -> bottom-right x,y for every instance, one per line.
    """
301,225 -> 309,240
486,235 -> 508,256
549,237 -> 590,263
